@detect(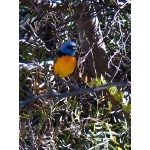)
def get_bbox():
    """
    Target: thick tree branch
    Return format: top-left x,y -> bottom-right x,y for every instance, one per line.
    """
74,3 -> 116,81
19,82 -> 131,106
